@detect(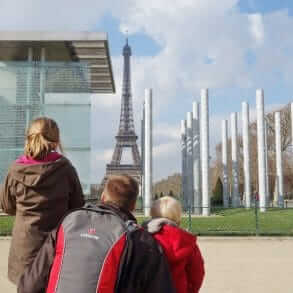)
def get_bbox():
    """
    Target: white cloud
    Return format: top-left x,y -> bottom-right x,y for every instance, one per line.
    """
94,149 -> 113,162
248,13 -> 265,45
153,141 -> 180,180
153,123 -> 180,140
0,0 -> 113,30
91,148 -> 113,182
2,1 -> 293,183
154,141 -> 179,158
